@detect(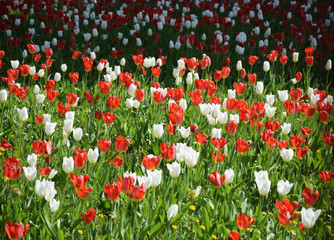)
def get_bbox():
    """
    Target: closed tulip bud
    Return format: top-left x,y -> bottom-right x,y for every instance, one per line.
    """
169,40 -> 174,49
17,107 -> 29,122
167,162 -> 181,178
255,81 -> 264,95
114,66 -> 121,76
280,148 -> 294,162
263,61 -> 270,72
326,59 -> 332,71
301,208 -> 321,229
29,66 -> 36,75
179,98 -> 187,111
153,124 -> 163,139
73,128 -> 83,141
36,94 -> 45,104
22,50 -> 28,58
38,69 -> 45,78
48,169 -> 57,179
63,120 -> 73,135
35,179 -> 46,197
88,148 -> 99,164
184,148 -> 199,168
0,89 -> 8,103
266,94 -> 275,106
147,169 -> 162,188
281,123 -> 291,135
178,126 -> 190,139
254,171 -> 271,196
45,122 -> 57,136
23,166 -> 37,181
293,52 -> 299,62
44,185 -> 57,202
54,72 -> 61,82
224,169 -> 234,184
167,204 -> 178,220
49,199 -> 60,212
65,111 -> 75,121
277,180 -> 293,196
175,41 -> 181,50
61,64 -> 67,72
211,128 -> 222,139
120,58 -> 126,66
236,60 -> 242,71
33,85 -> 40,94
62,157 -> 74,174
128,84 -> 137,96
27,153 -> 37,167
178,59 -> 185,70
278,90 -> 288,102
